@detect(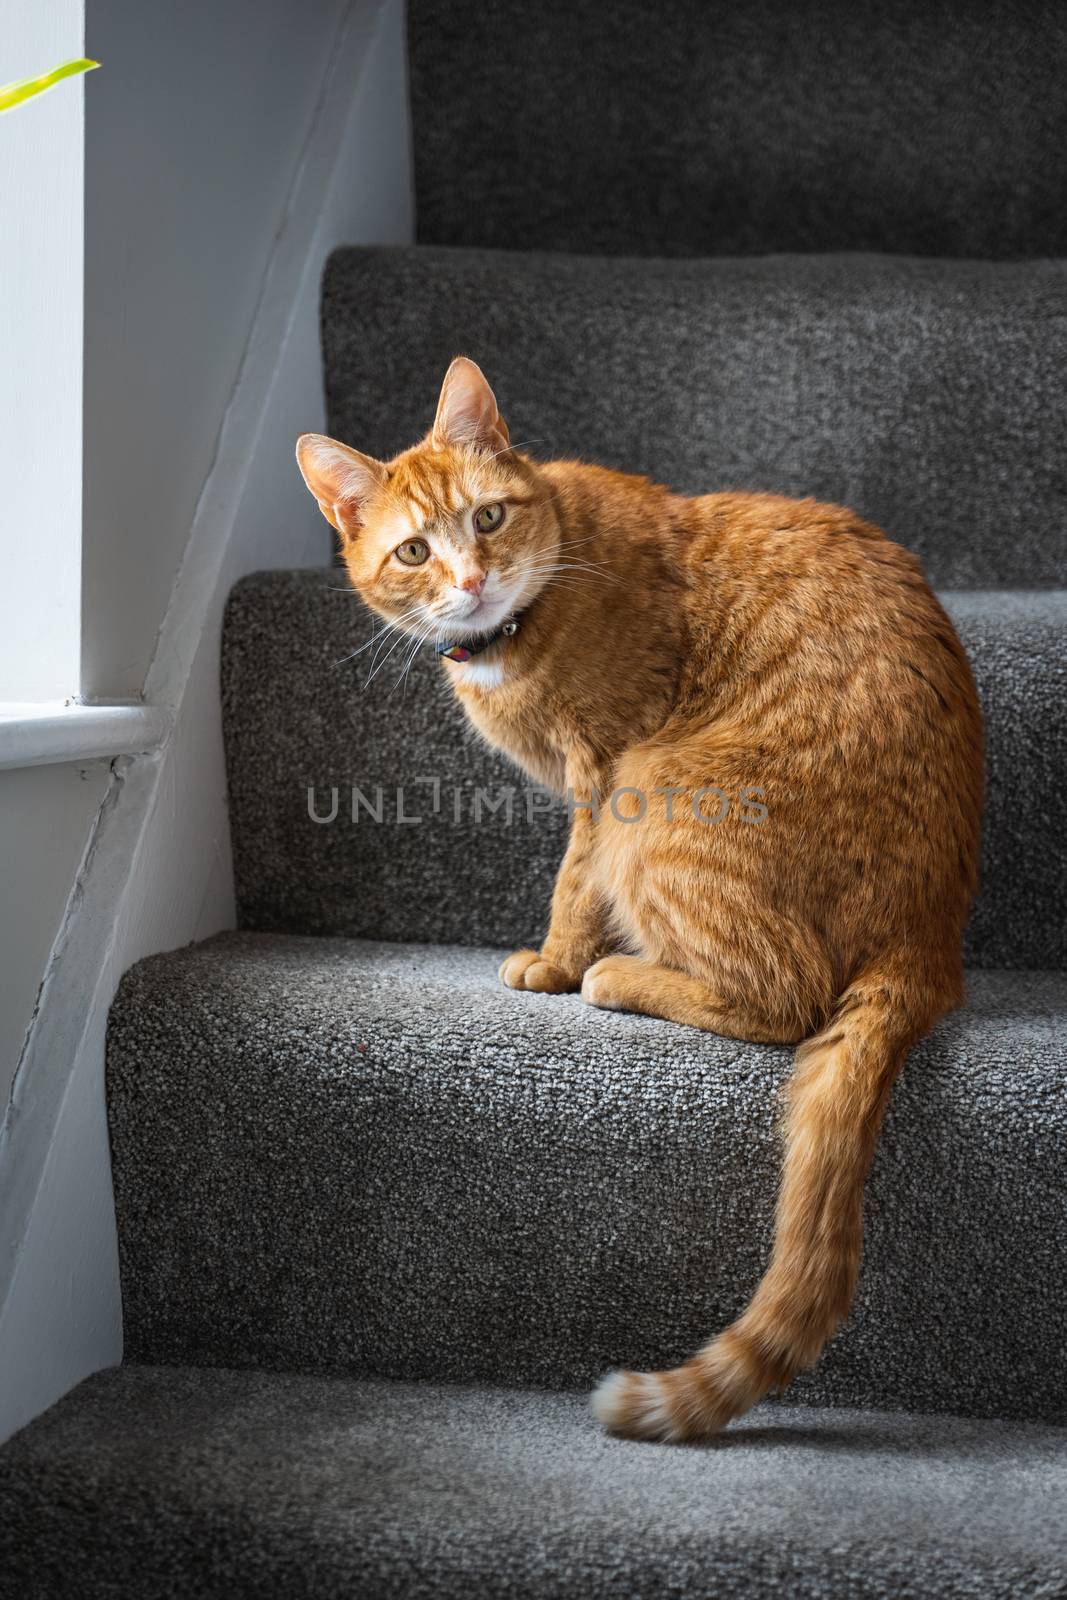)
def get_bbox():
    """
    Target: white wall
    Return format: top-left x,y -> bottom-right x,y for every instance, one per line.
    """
0,1 -> 84,701
81,0 -> 348,701
0,763 -> 110,1110
0,0 -> 413,1440
226,0 -> 417,574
